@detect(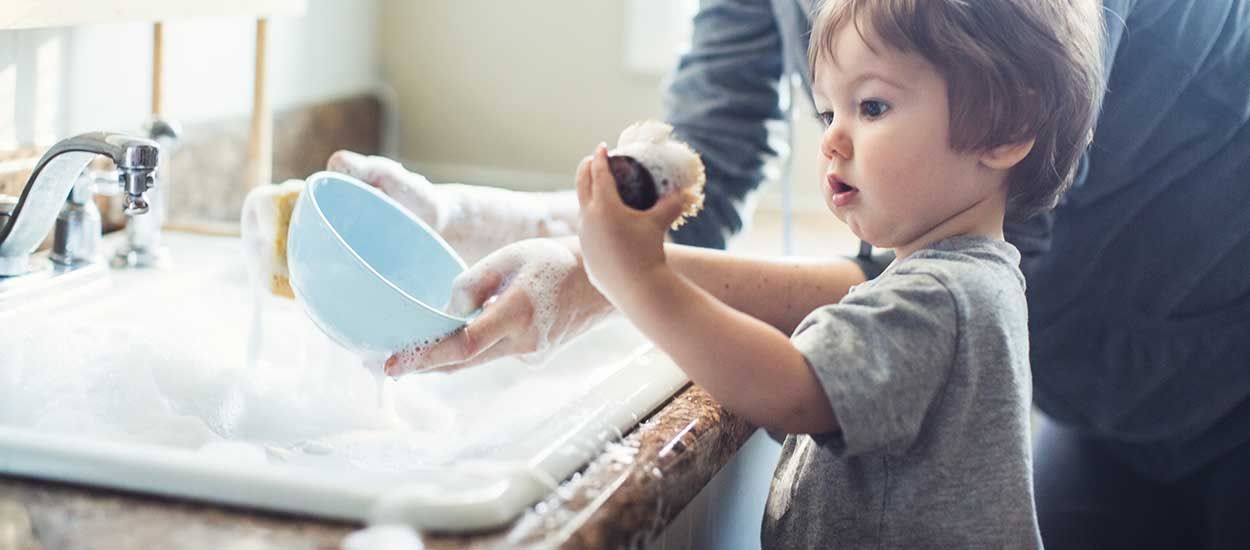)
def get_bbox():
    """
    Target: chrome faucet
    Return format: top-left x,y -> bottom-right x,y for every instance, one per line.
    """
0,132 -> 159,278
112,118 -> 181,268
